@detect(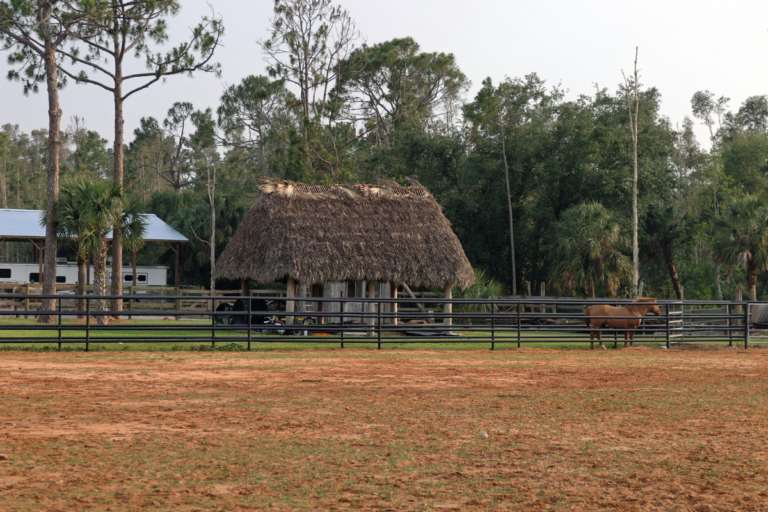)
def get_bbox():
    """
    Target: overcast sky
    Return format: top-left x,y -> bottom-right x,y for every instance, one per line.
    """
2,0 -> 767,147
